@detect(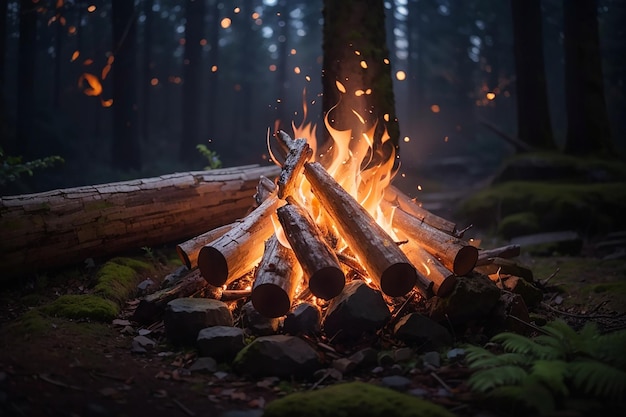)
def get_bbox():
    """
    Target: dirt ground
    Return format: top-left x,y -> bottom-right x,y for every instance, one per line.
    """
1,250 -> 624,417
